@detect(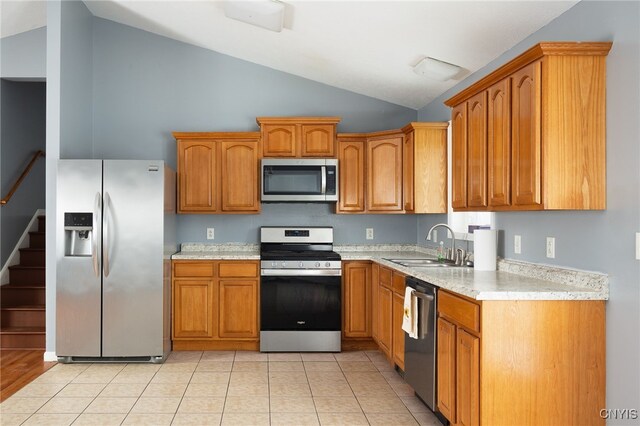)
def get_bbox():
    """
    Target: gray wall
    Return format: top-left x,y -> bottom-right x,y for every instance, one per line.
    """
91,18 -> 418,244
0,81 -> 46,266
0,27 -> 46,79
45,0 -> 95,355
418,1 -> 640,420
